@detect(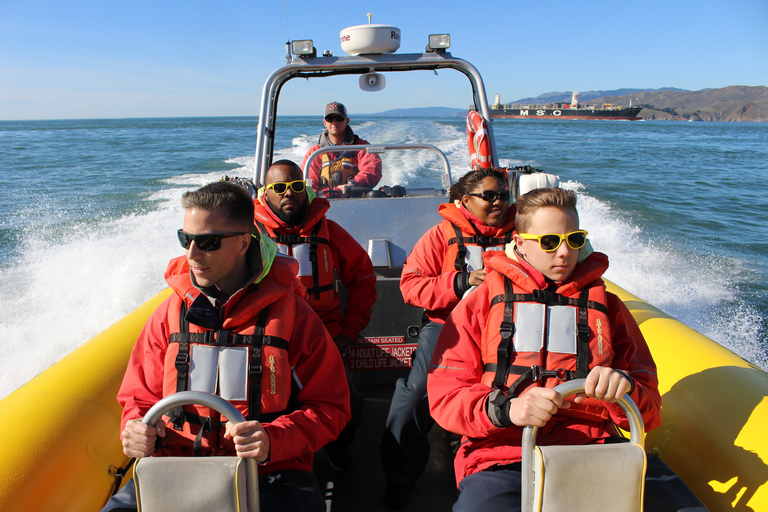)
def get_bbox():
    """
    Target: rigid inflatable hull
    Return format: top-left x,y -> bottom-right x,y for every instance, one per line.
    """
607,282 -> 768,511
0,282 -> 766,511
0,289 -> 171,512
